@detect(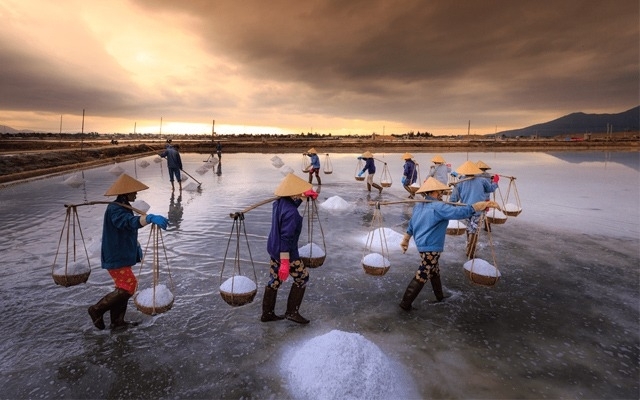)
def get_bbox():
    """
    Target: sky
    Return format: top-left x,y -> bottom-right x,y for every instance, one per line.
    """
0,0 -> 638,136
